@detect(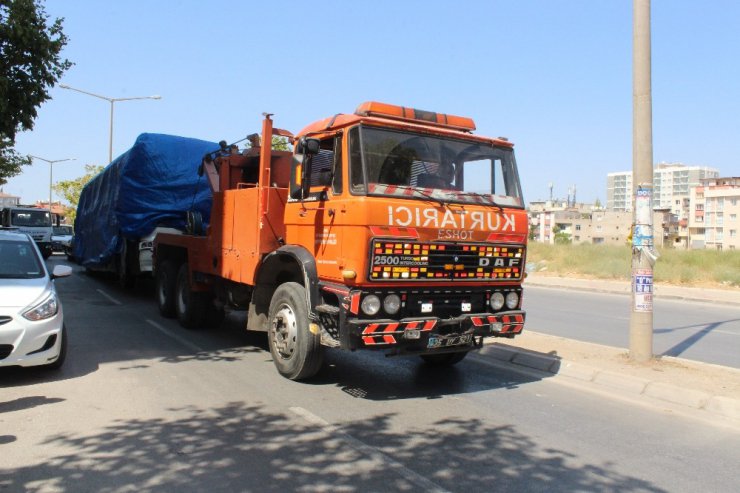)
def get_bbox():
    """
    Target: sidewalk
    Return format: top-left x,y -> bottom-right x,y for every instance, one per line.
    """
481,274 -> 740,424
